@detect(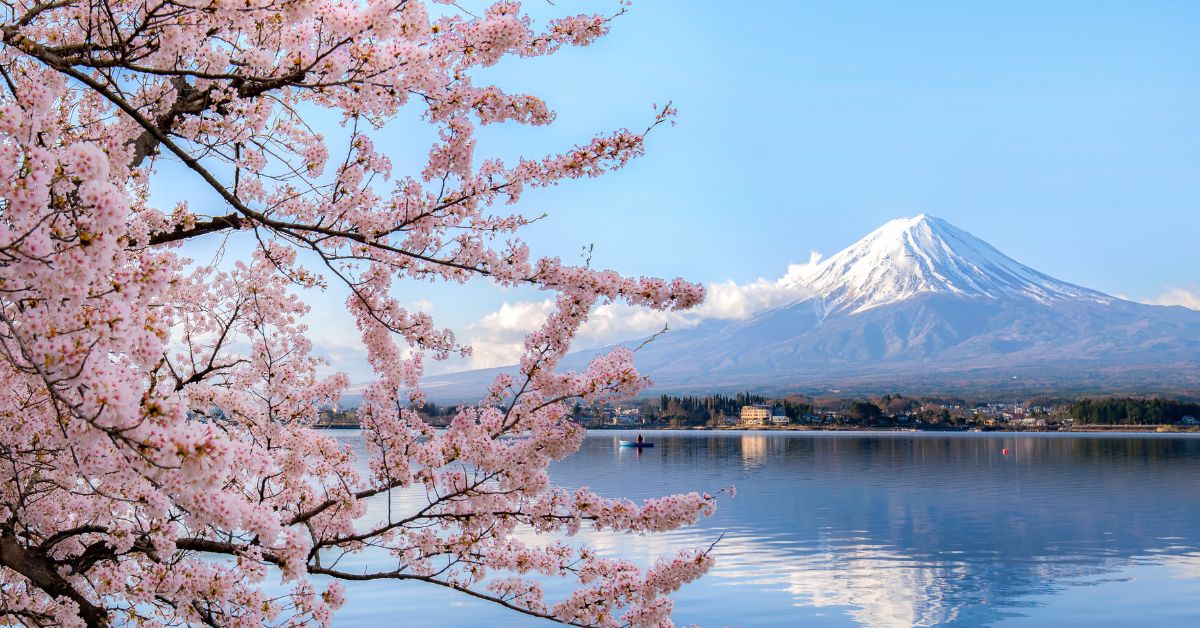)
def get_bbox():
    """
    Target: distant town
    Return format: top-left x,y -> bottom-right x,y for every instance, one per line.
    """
317,394 -> 1200,432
